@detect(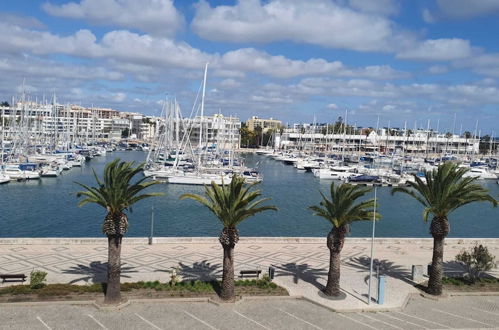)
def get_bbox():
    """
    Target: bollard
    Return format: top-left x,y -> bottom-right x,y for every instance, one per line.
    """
412,265 -> 424,281
378,275 -> 386,304
268,267 -> 275,280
